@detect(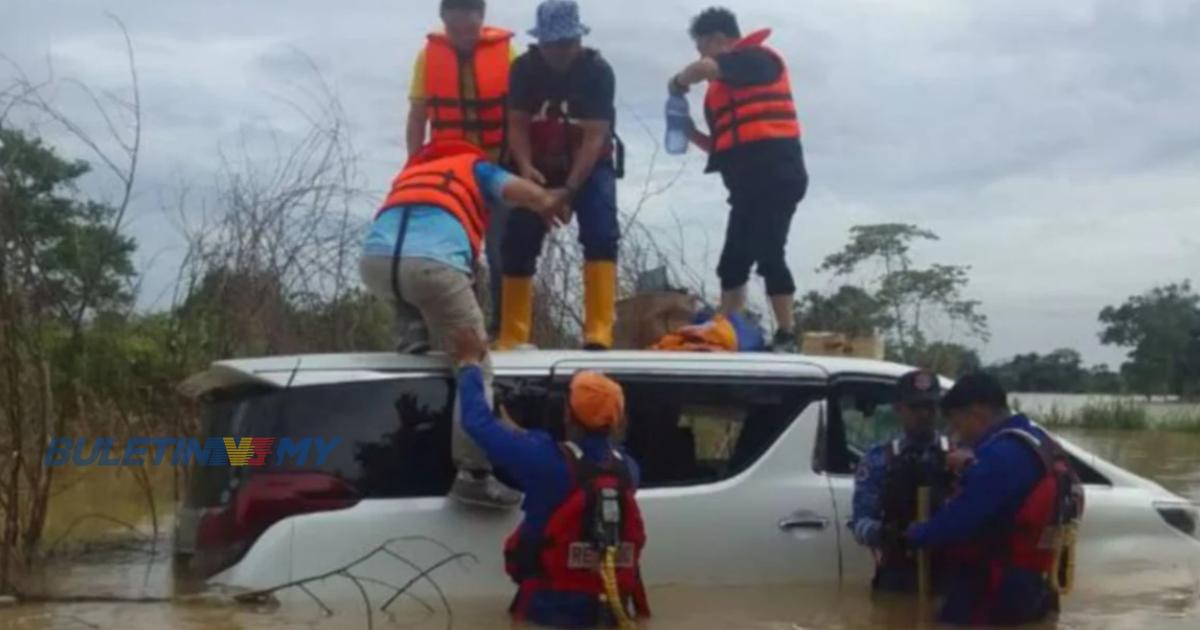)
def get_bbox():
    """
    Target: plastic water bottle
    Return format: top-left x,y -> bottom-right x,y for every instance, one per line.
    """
664,95 -> 690,155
